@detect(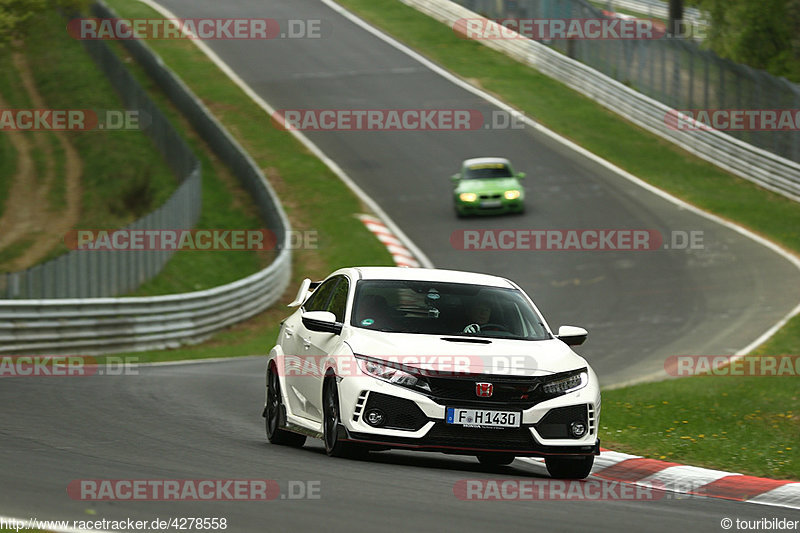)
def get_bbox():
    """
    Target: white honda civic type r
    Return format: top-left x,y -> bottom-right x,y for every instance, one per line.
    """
263,267 -> 601,479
